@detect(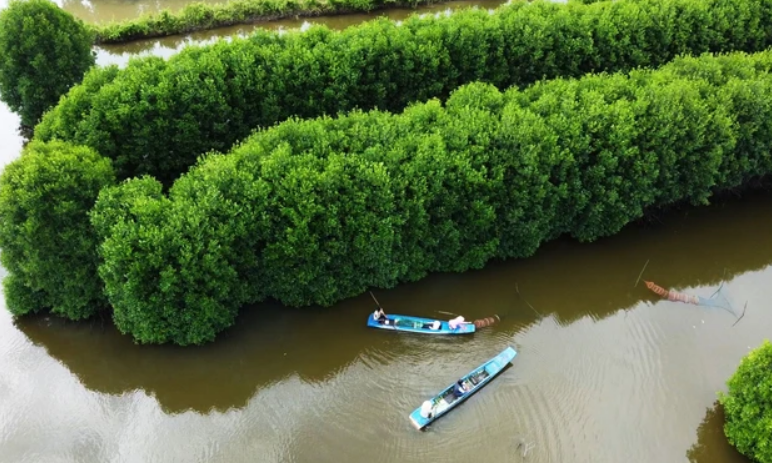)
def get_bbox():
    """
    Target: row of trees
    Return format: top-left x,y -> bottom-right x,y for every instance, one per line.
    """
92,0 -> 431,44
6,49 -> 761,345
0,0 -> 631,132
35,0 -> 772,184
